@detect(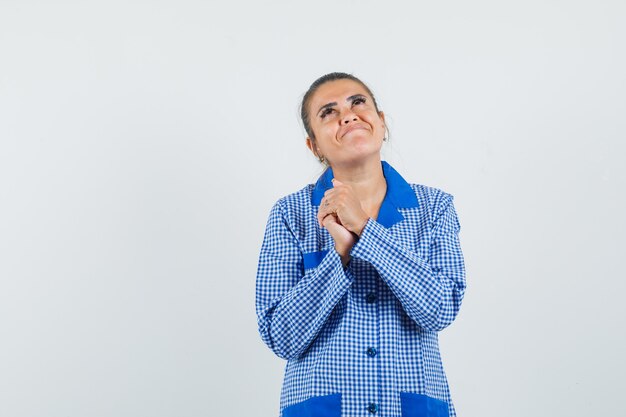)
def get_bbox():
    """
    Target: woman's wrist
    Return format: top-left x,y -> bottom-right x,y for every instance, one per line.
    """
354,216 -> 370,237
340,253 -> 350,268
